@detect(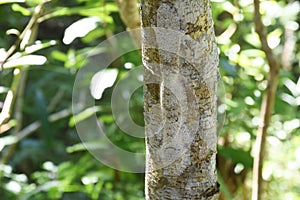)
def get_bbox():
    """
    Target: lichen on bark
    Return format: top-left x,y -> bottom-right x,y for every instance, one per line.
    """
141,0 -> 219,199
